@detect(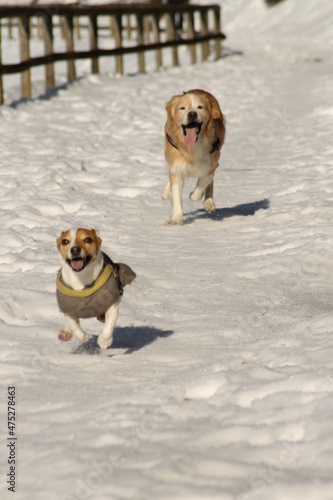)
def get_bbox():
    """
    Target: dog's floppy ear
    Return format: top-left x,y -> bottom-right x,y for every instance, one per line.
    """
165,99 -> 174,118
210,95 -> 222,120
91,229 -> 102,250
166,95 -> 178,119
